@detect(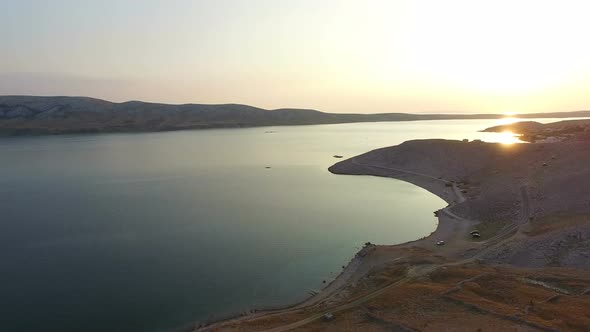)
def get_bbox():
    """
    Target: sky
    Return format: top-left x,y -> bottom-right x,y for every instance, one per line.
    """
2,0 -> 590,114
